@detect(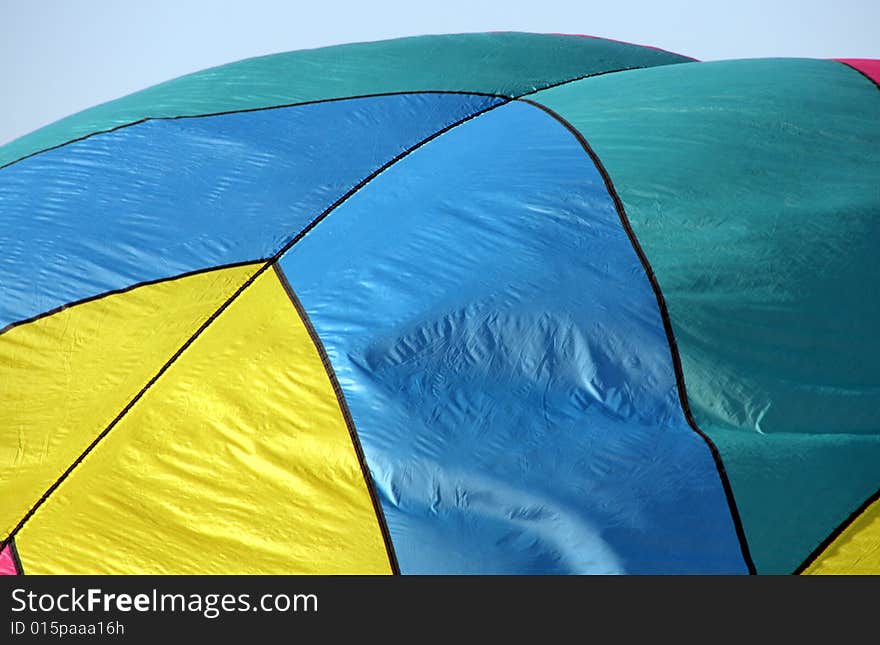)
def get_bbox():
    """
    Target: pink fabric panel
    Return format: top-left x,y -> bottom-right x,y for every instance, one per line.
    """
0,543 -> 19,575
836,59 -> 880,85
